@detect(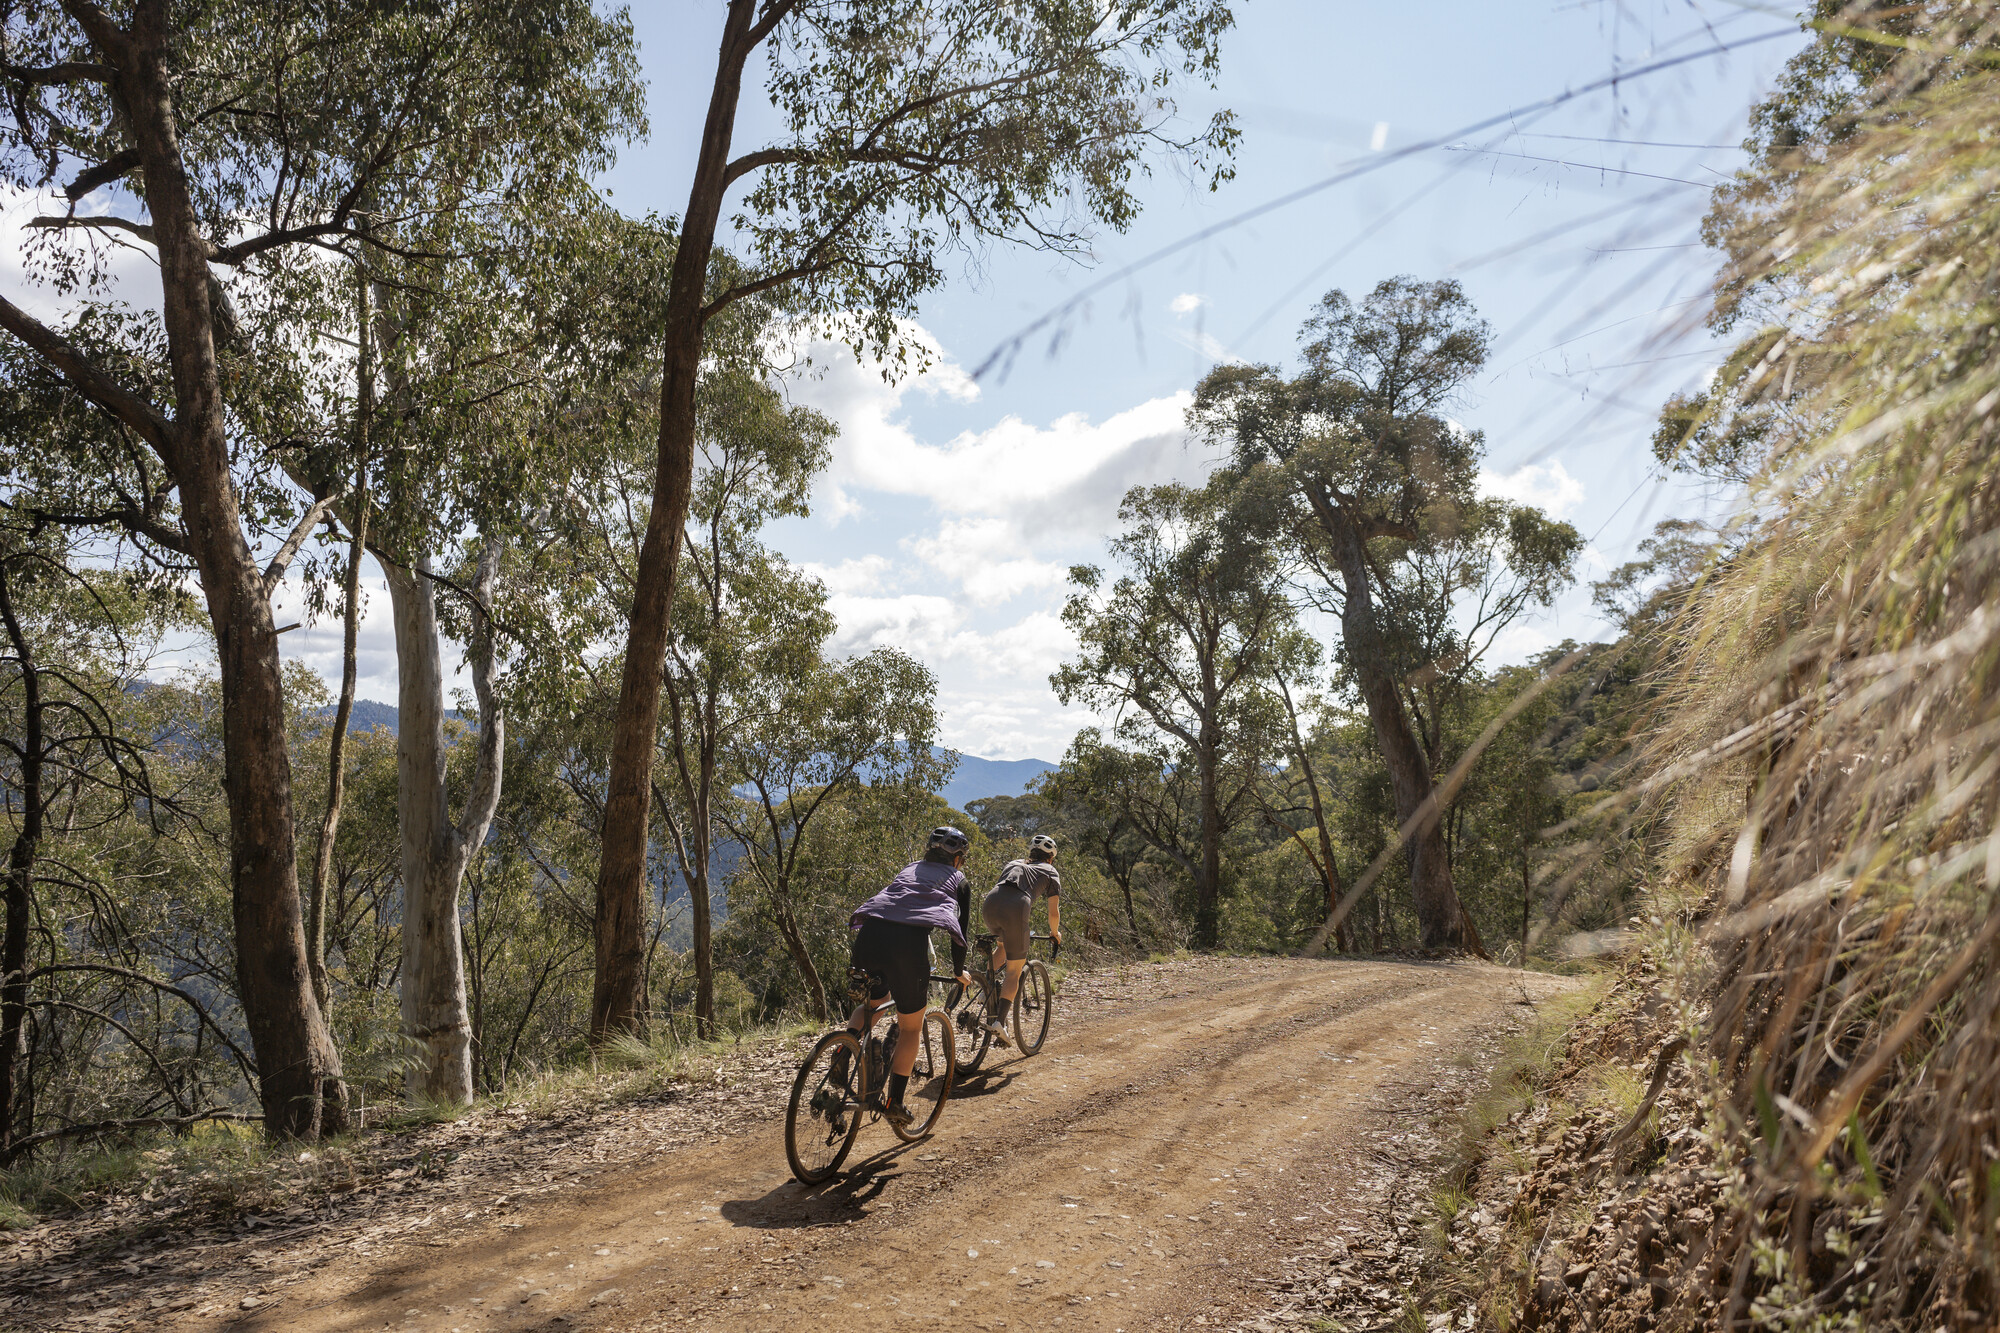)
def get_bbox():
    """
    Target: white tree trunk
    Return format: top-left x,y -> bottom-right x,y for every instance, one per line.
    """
387,542 -> 504,1106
